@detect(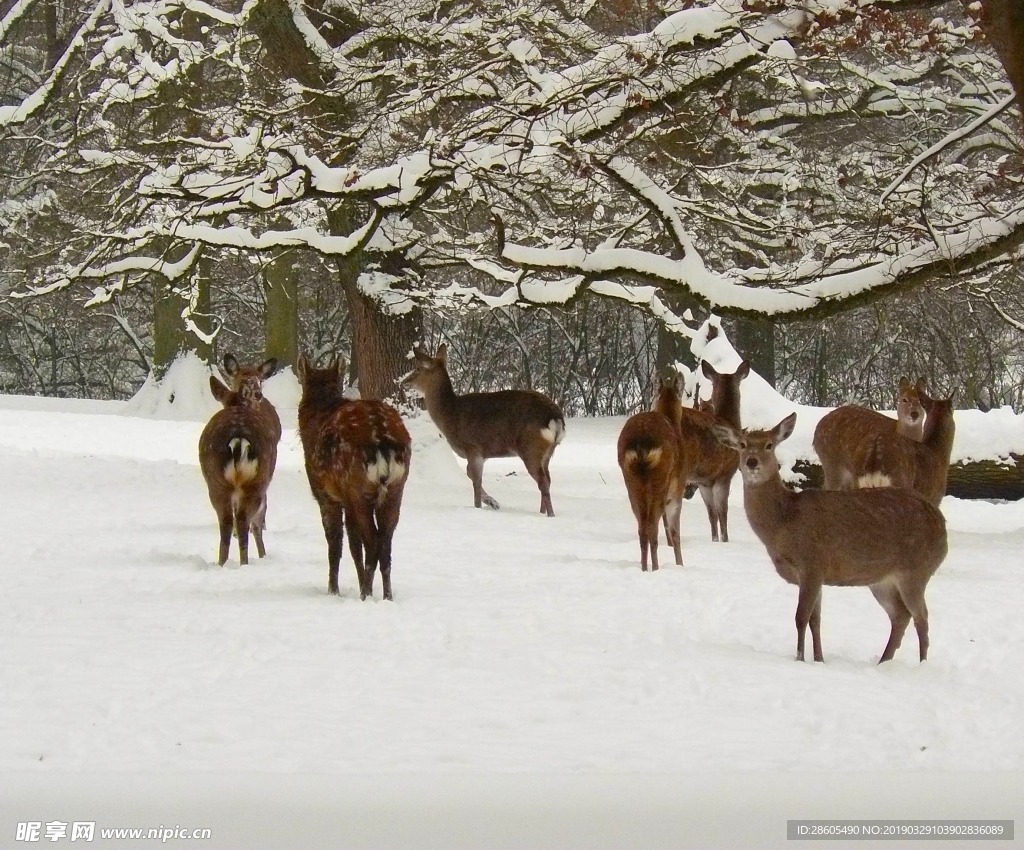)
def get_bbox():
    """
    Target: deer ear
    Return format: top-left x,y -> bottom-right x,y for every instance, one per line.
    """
735,360 -> 751,381
209,375 -> 231,404
916,376 -> 927,393
223,353 -> 239,376
774,412 -> 798,444
701,360 -> 716,380
296,355 -> 309,383
259,358 -> 278,380
436,343 -> 448,364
